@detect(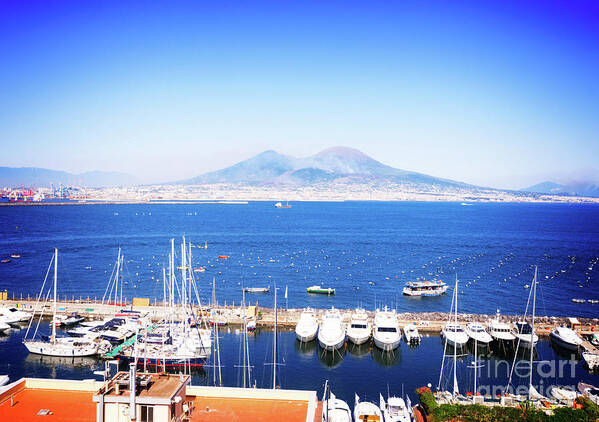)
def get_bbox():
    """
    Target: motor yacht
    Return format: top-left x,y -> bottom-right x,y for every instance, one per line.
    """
346,308 -> 371,345
464,322 -> 492,345
583,351 -> 599,370
0,306 -> 32,322
486,311 -> 516,343
317,307 -> 346,351
23,336 -> 99,357
513,321 -> 538,349
295,308 -> 318,342
380,394 -> 411,422
441,323 -> 469,347
550,326 -> 582,352
403,323 -> 421,344
0,312 -> 22,326
578,382 -> 599,405
0,319 -> 10,333
373,307 -> 401,351
354,394 -> 382,422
